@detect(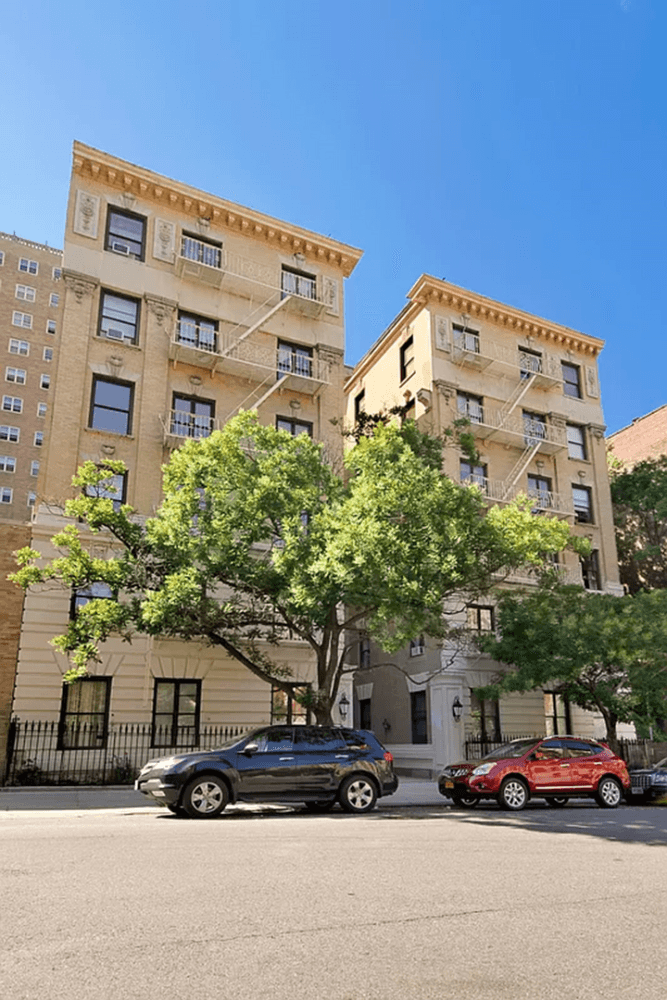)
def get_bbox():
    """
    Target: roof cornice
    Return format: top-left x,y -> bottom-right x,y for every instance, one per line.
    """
409,275 -> 604,357
72,142 -> 363,278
